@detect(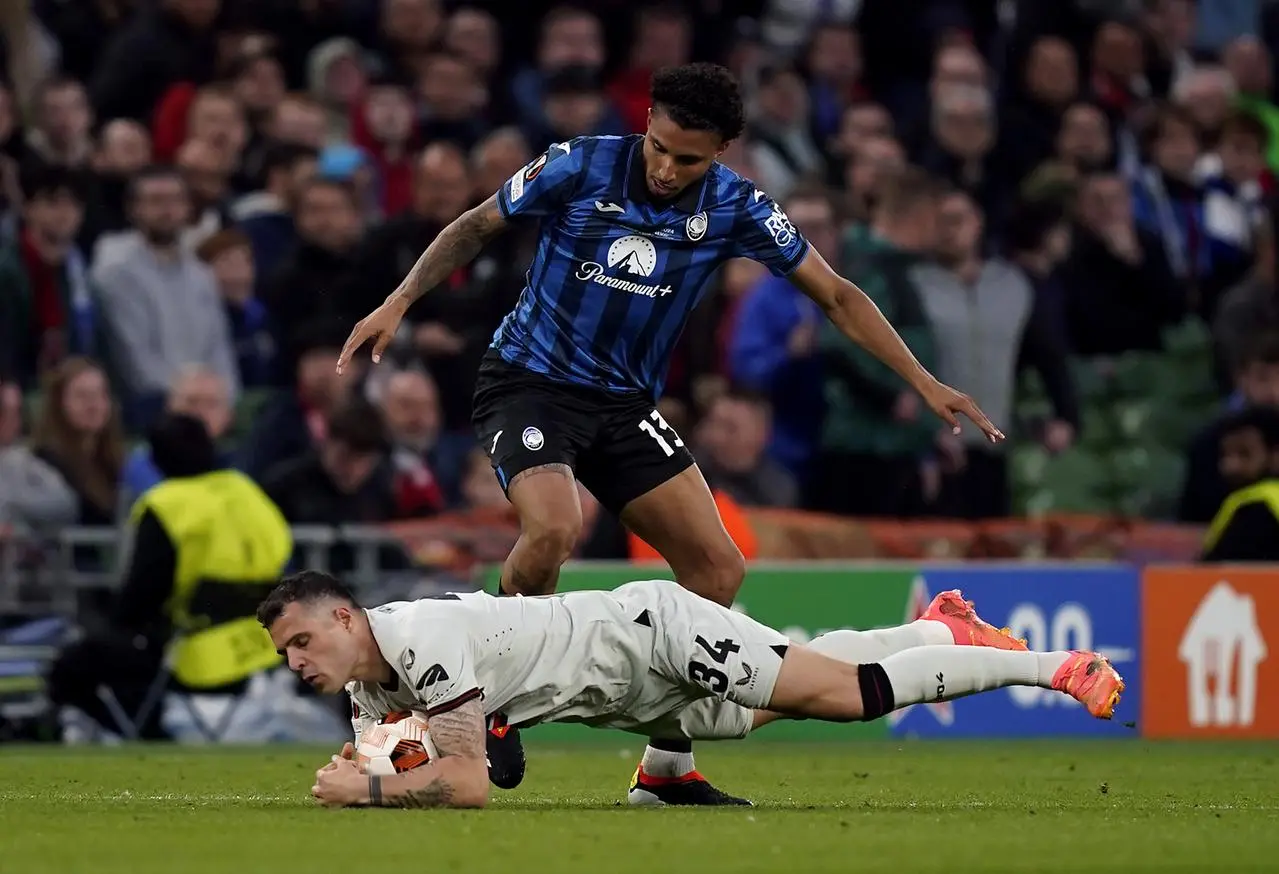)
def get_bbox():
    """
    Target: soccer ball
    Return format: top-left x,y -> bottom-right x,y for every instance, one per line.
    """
356,711 -> 439,777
